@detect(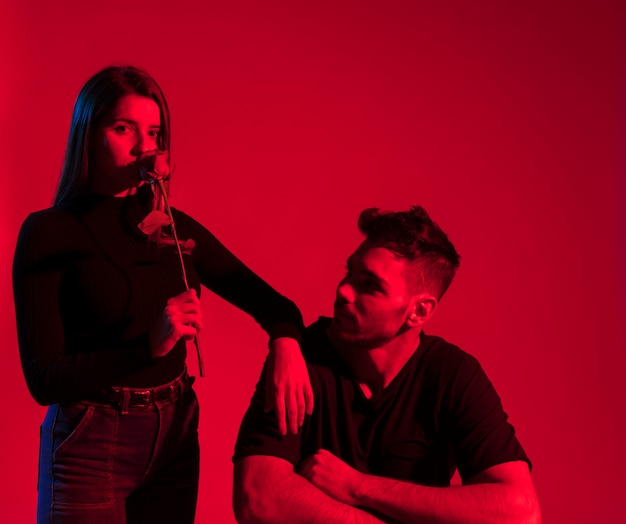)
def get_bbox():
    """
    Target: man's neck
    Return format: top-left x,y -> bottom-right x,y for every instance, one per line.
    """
332,328 -> 422,399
